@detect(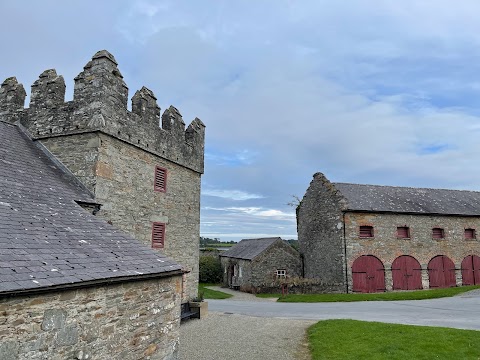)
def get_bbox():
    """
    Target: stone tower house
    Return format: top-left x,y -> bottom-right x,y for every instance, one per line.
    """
0,50 -> 205,299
